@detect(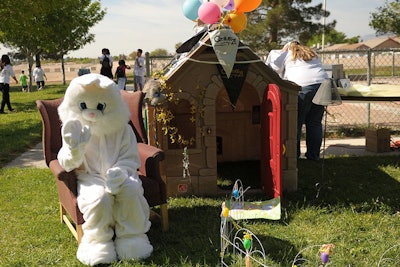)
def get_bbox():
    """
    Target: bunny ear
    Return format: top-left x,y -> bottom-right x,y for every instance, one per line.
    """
69,73 -> 117,91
